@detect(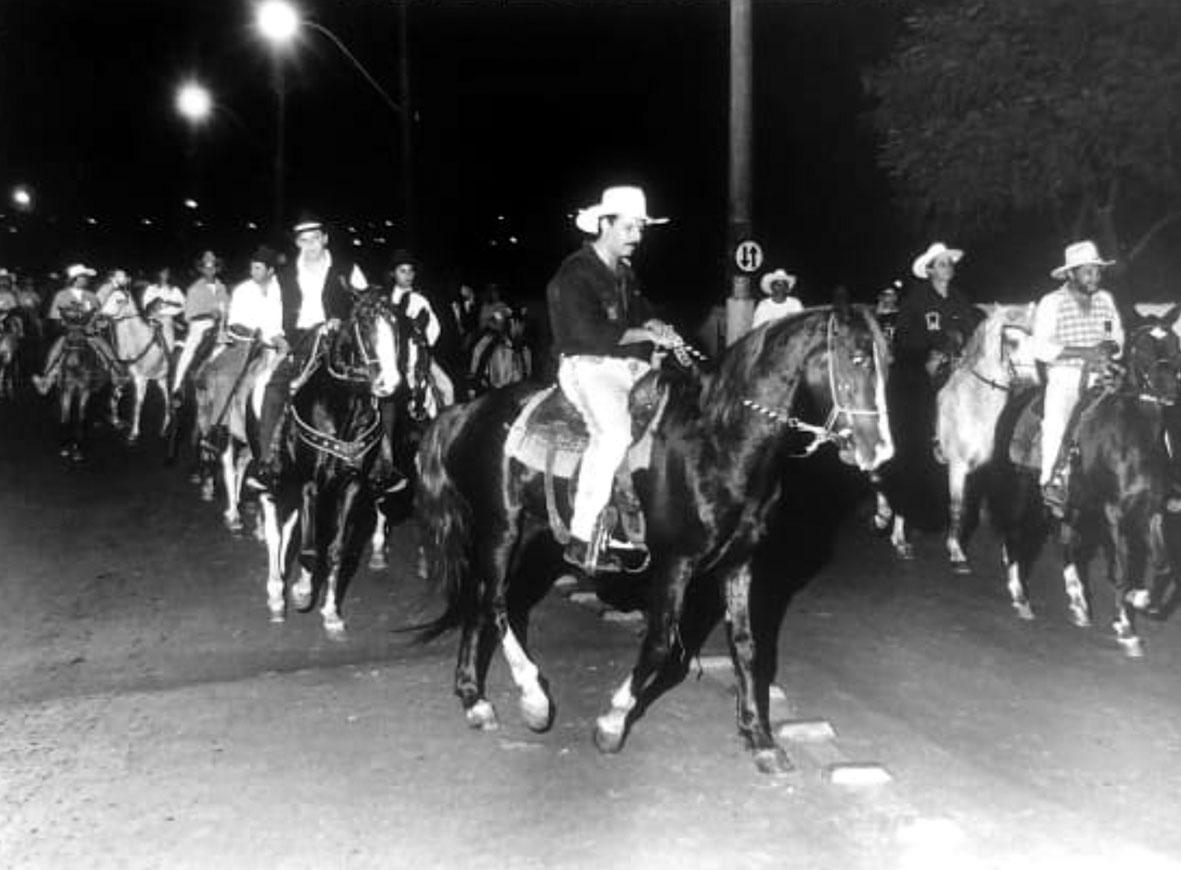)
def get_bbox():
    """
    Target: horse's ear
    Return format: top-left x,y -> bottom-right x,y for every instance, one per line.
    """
1165,304 -> 1181,328
832,285 -> 852,323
